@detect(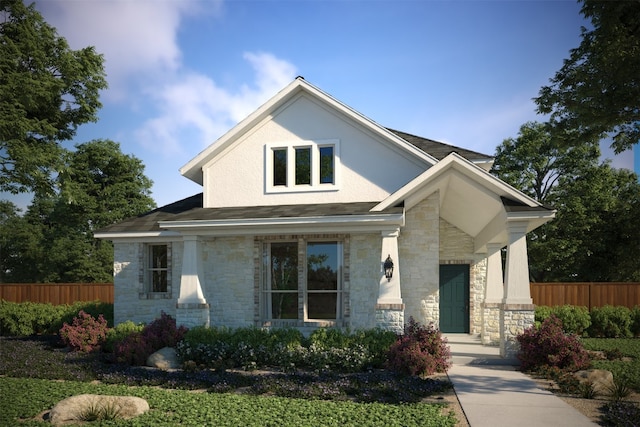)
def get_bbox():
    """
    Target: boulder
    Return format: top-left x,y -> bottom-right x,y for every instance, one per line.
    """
573,369 -> 614,394
147,346 -> 180,370
49,394 -> 149,426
